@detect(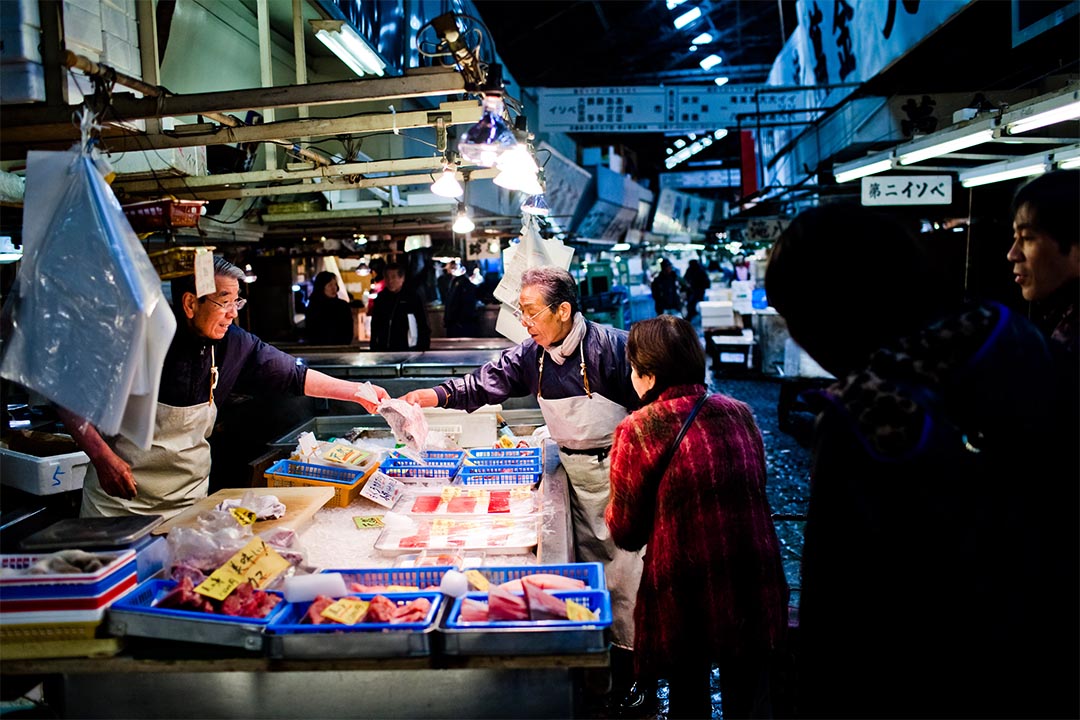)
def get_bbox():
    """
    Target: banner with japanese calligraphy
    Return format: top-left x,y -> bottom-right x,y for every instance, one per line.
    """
768,0 -> 972,91
861,175 -> 953,206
